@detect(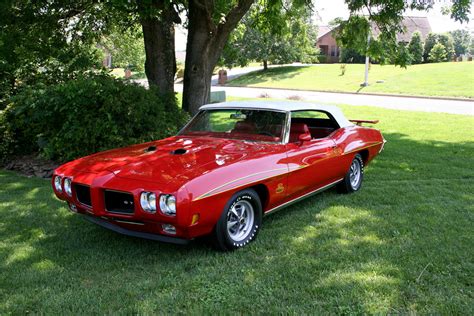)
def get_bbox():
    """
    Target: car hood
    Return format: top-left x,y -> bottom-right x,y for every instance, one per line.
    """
62,136 -> 269,187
